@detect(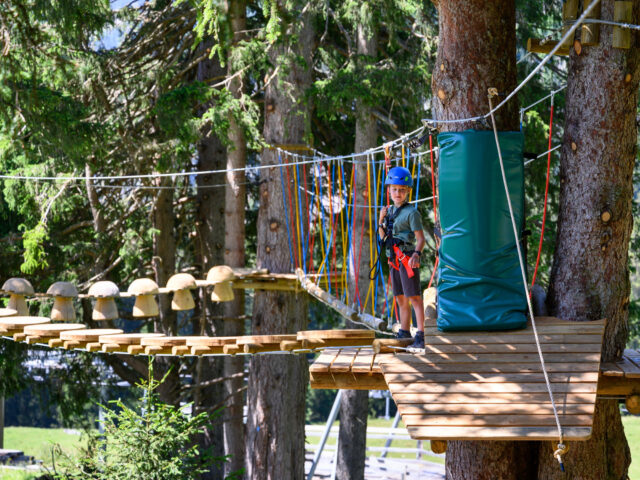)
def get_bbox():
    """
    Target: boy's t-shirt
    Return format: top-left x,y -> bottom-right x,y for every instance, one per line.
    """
387,203 -> 423,254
